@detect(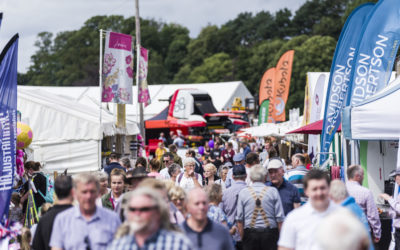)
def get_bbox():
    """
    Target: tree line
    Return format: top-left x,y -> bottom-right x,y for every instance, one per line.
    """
18,0 -> 375,112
